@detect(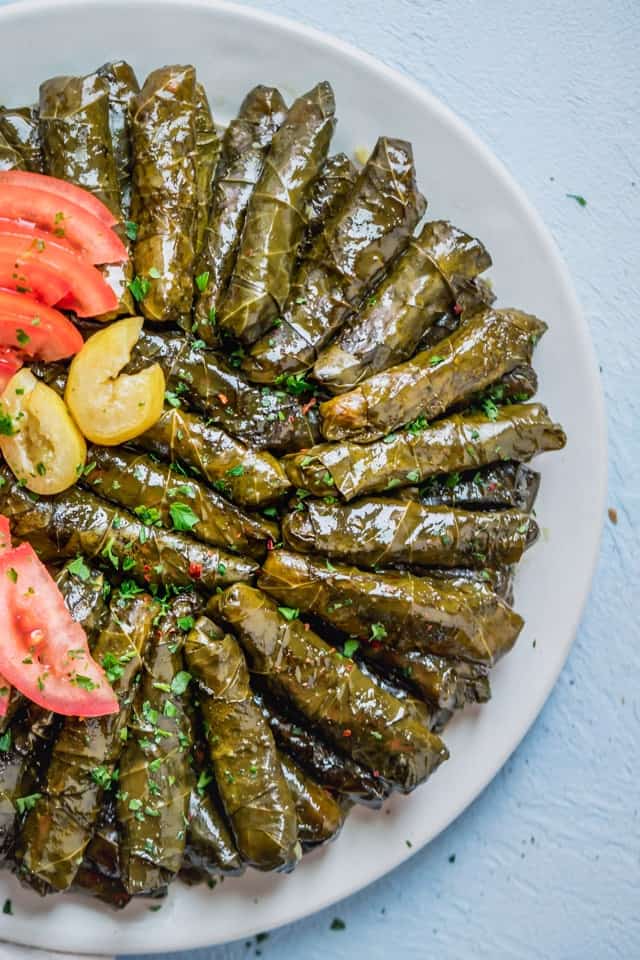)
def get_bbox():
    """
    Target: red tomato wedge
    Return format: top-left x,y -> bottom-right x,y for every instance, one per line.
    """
0,230 -> 117,317
0,170 -> 118,229
0,290 -> 83,361
0,519 -> 14,716
0,245 -> 70,306
0,347 -> 23,394
0,185 -> 127,265
0,542 -> 118,717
